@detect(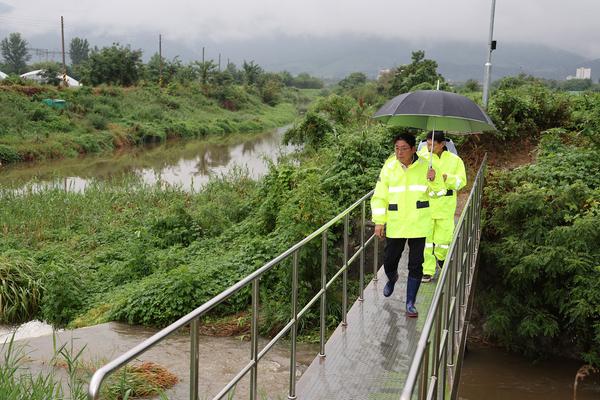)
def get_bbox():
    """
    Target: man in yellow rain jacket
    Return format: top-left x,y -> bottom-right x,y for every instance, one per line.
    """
371,133 -> 445,317
418,131 -> 467,282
